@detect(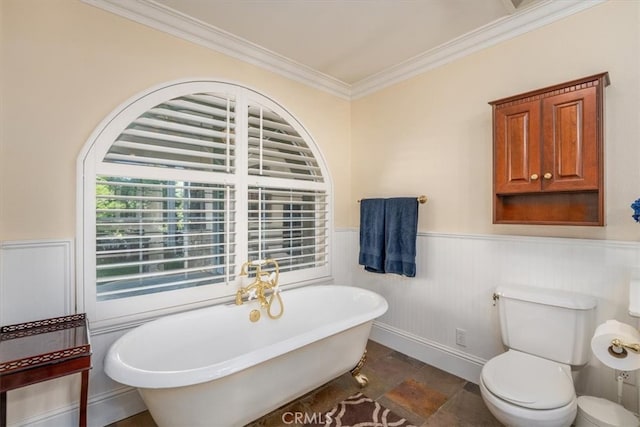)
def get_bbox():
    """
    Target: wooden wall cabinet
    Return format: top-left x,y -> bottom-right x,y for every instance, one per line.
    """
490,72 -> 609,225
